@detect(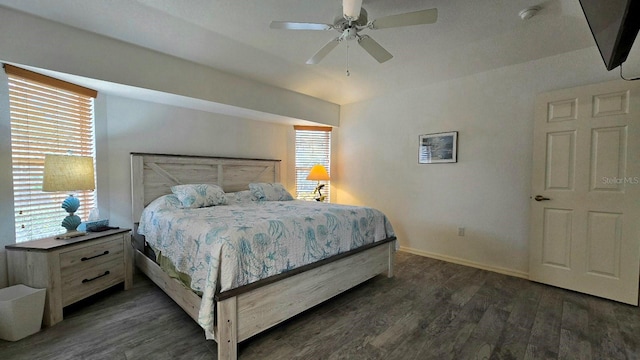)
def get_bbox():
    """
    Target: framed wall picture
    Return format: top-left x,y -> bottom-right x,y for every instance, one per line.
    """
418,131 -> 458,164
